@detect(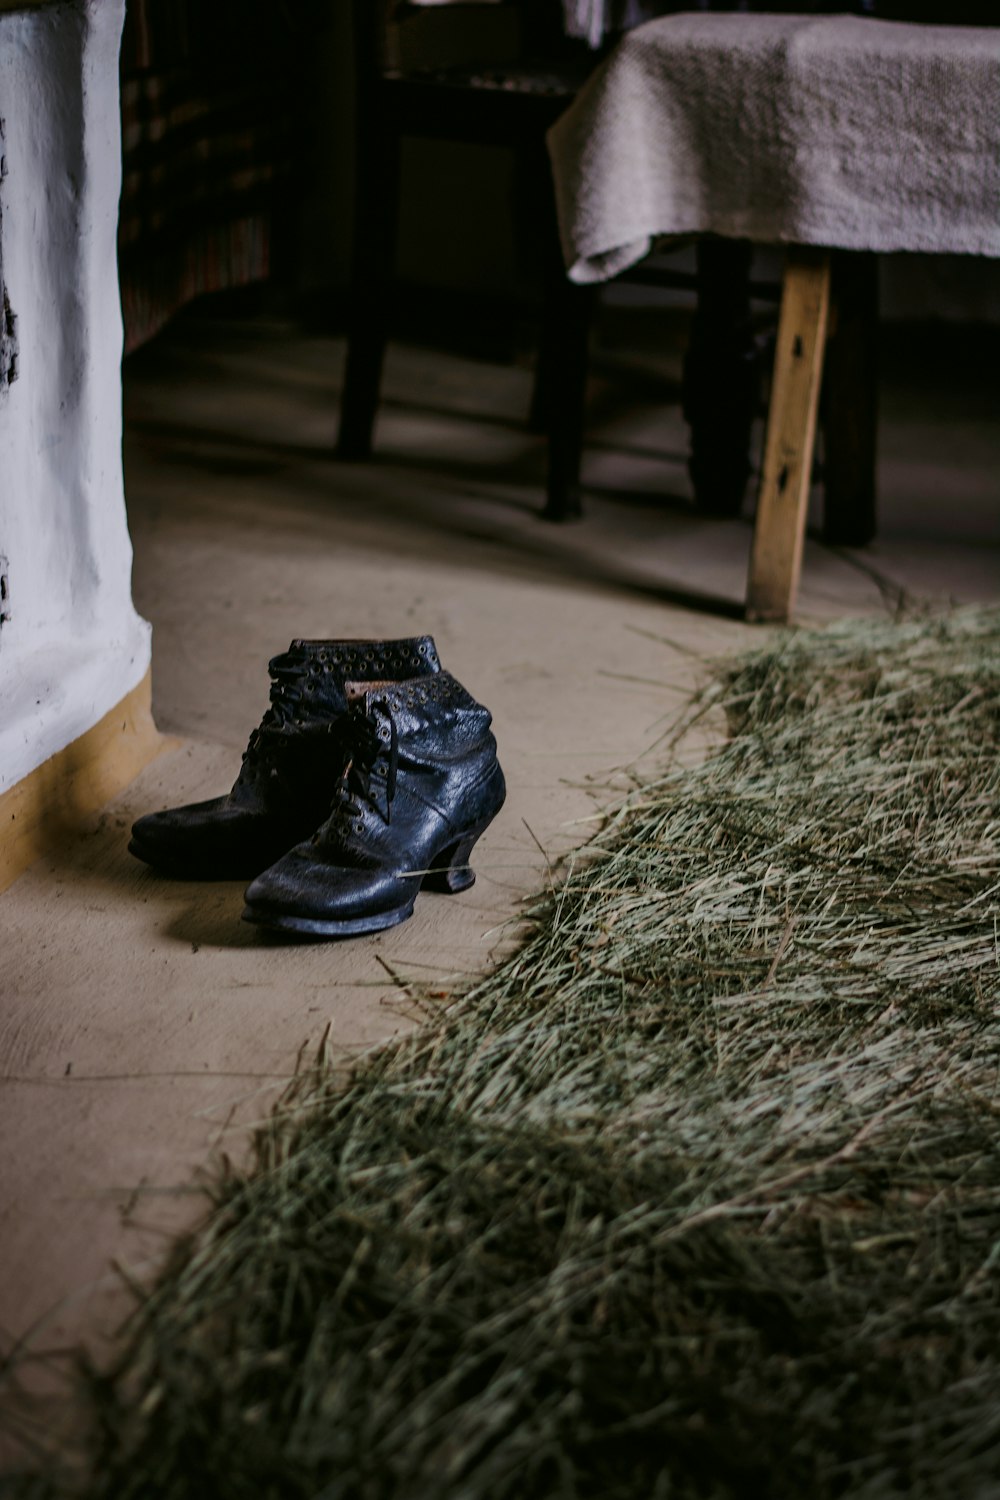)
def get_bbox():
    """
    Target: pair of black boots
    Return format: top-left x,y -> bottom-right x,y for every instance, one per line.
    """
129,637 -> 506,938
